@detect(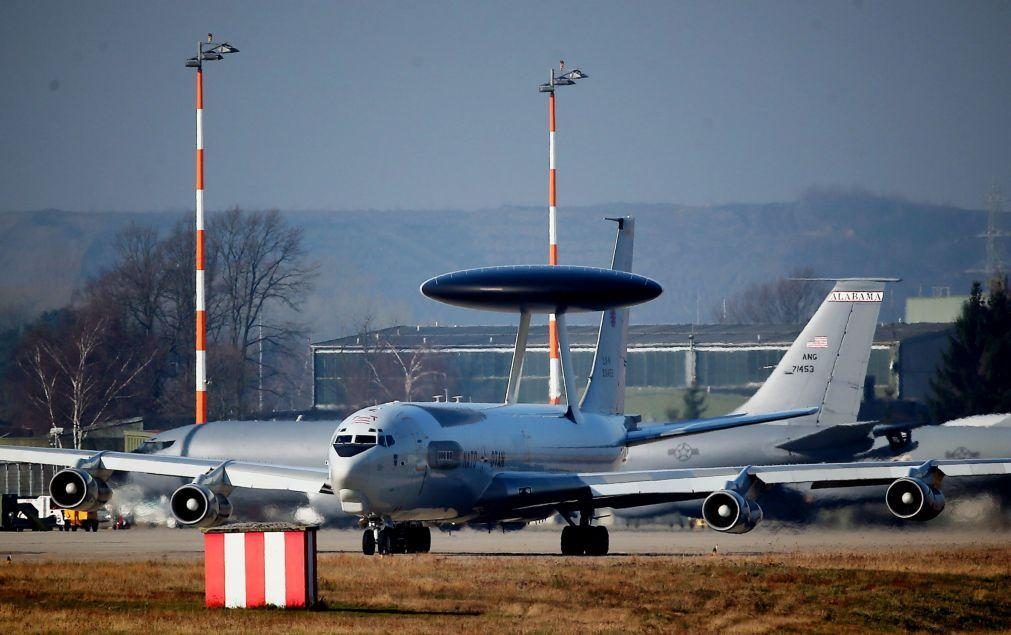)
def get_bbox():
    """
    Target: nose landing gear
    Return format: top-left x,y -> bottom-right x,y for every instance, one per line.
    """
361,518 -> 432,555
